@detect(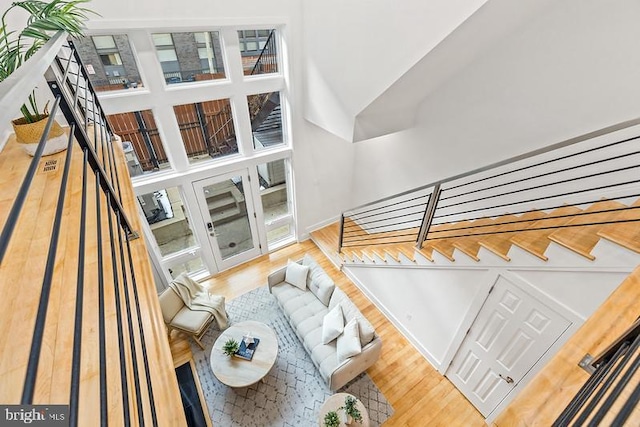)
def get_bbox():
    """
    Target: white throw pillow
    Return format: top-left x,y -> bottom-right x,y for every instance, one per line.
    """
322,304 -> 344,345
284,260 -> 309,290
337,318 -> 361,364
